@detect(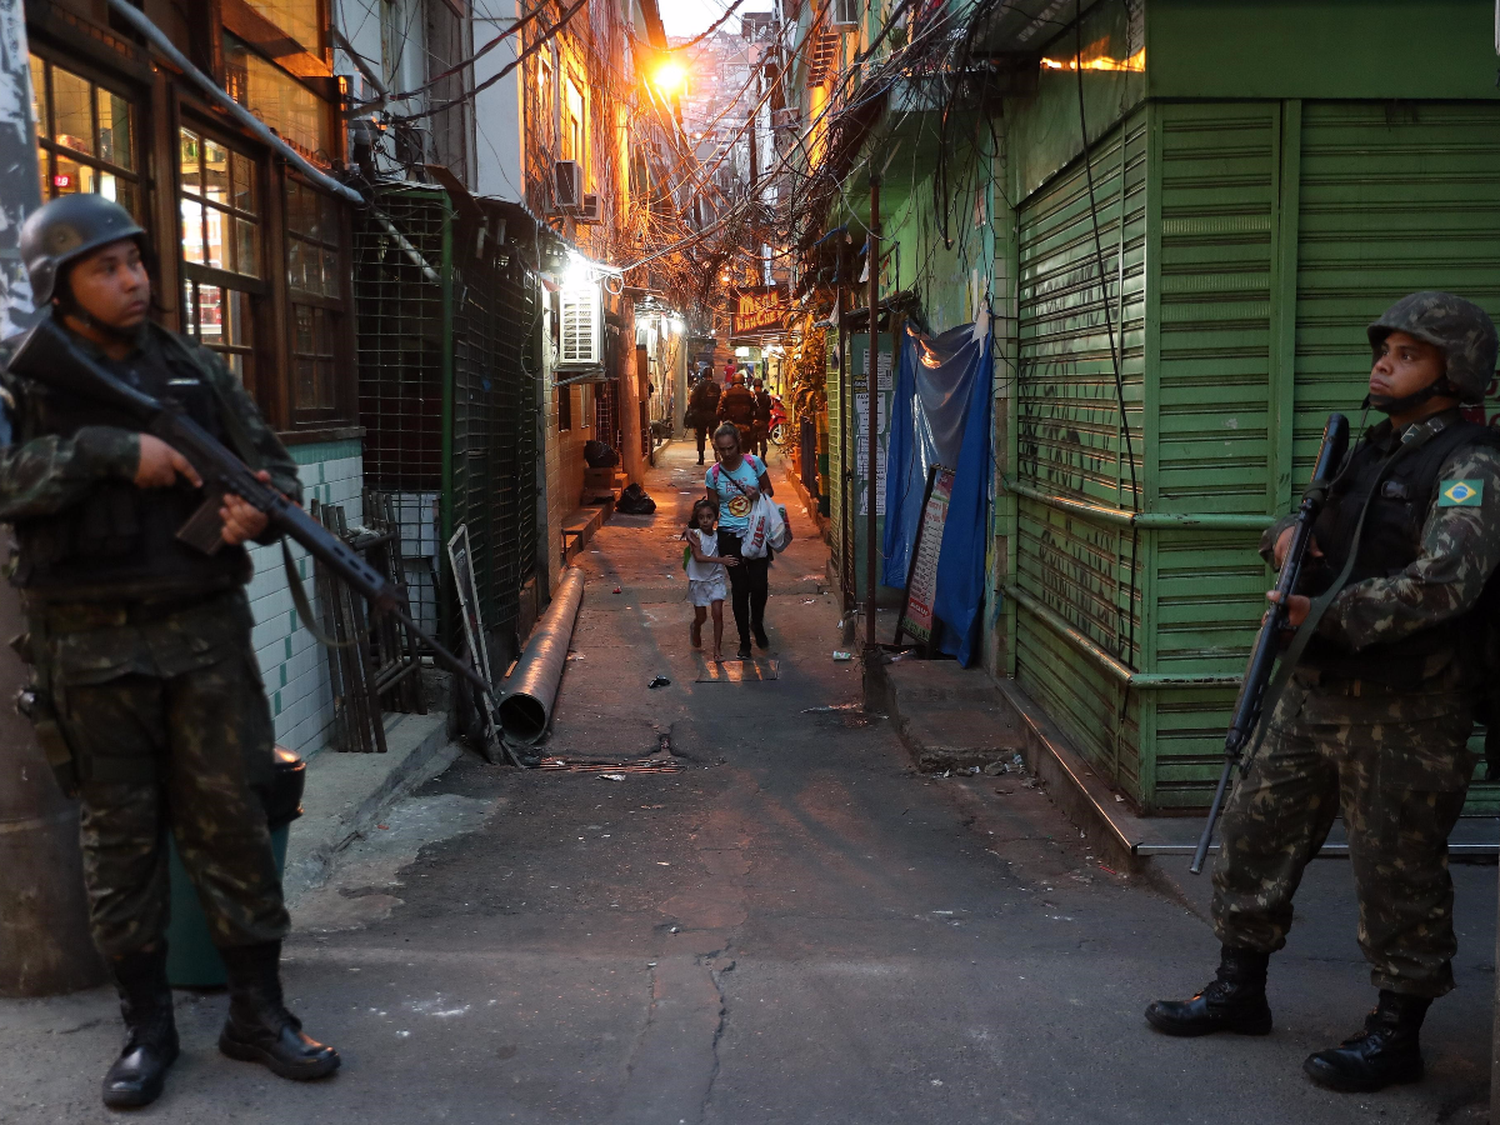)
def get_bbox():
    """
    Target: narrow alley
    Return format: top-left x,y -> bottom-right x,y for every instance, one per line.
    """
0,444 -> 1494,1124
